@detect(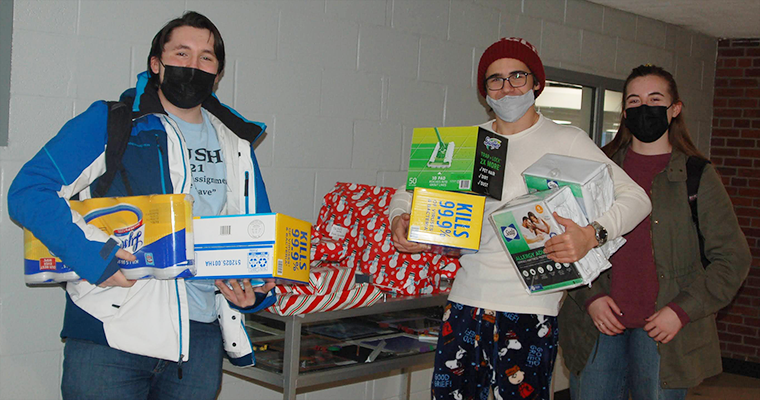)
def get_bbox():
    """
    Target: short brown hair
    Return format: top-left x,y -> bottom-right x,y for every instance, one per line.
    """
147,11 -> 225,87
